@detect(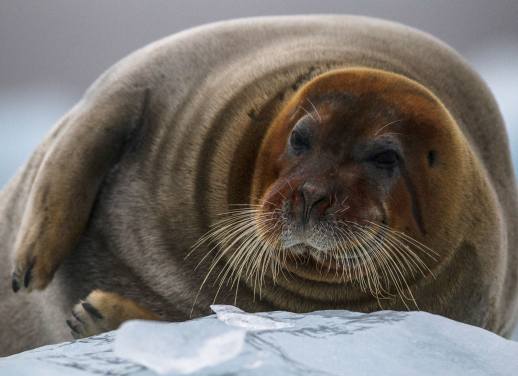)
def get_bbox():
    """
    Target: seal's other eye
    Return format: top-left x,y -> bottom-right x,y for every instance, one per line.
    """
288,120 -> 312,155
370,150 -> 400,169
